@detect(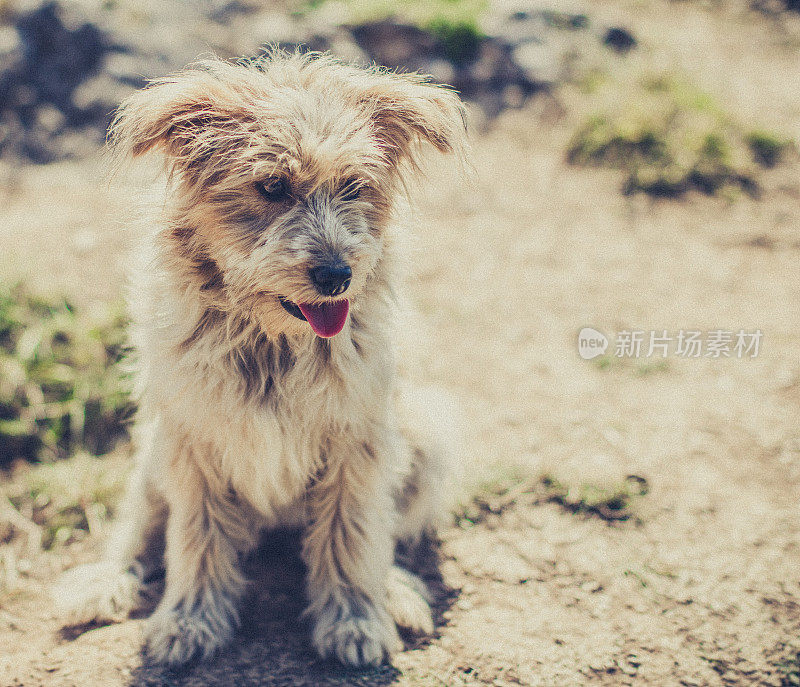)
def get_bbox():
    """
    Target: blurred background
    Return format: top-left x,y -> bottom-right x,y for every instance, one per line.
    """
1,0 -> 800,685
